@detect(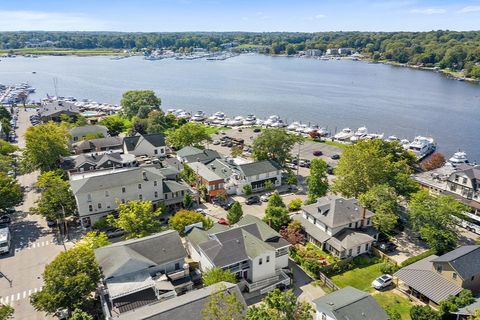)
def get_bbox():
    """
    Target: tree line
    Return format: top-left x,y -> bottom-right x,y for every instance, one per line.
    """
2,31 -> 480,77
